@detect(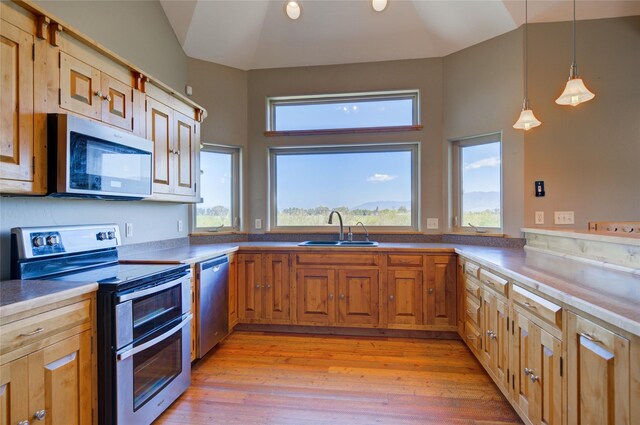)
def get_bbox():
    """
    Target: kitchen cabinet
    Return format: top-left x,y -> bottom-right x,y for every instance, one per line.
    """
337,269 -> 379,326
146,96 -> 198,200
481,287 -> 509,390
59,52 -> 134,131
228,253 -> 238,331
386,269 -> 423,326
424,255 -> 456,327
296,268 -> 335,325
0,294 -> 95,425
238,253 -> 291,324
566,311 -> 631,425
